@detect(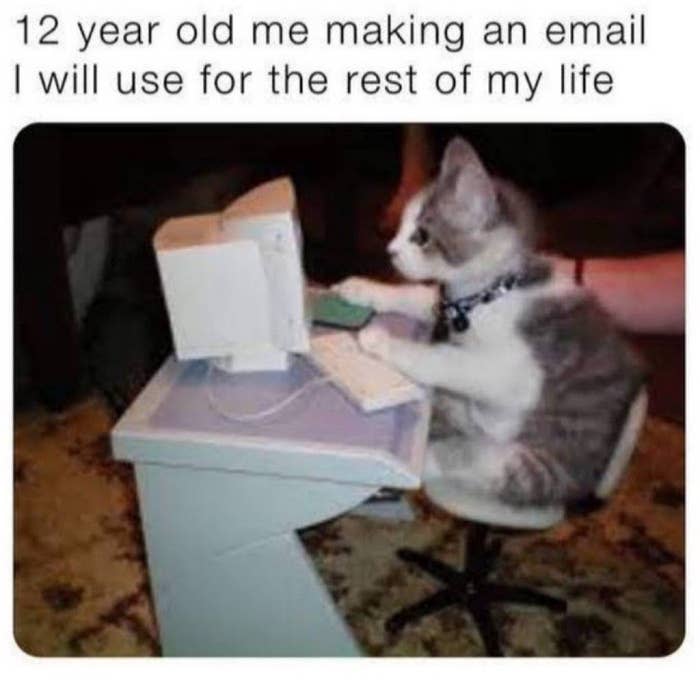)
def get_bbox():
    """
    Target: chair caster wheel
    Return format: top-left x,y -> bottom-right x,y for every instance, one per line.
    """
385,615 -> 406,635
551,599 -> 568,614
